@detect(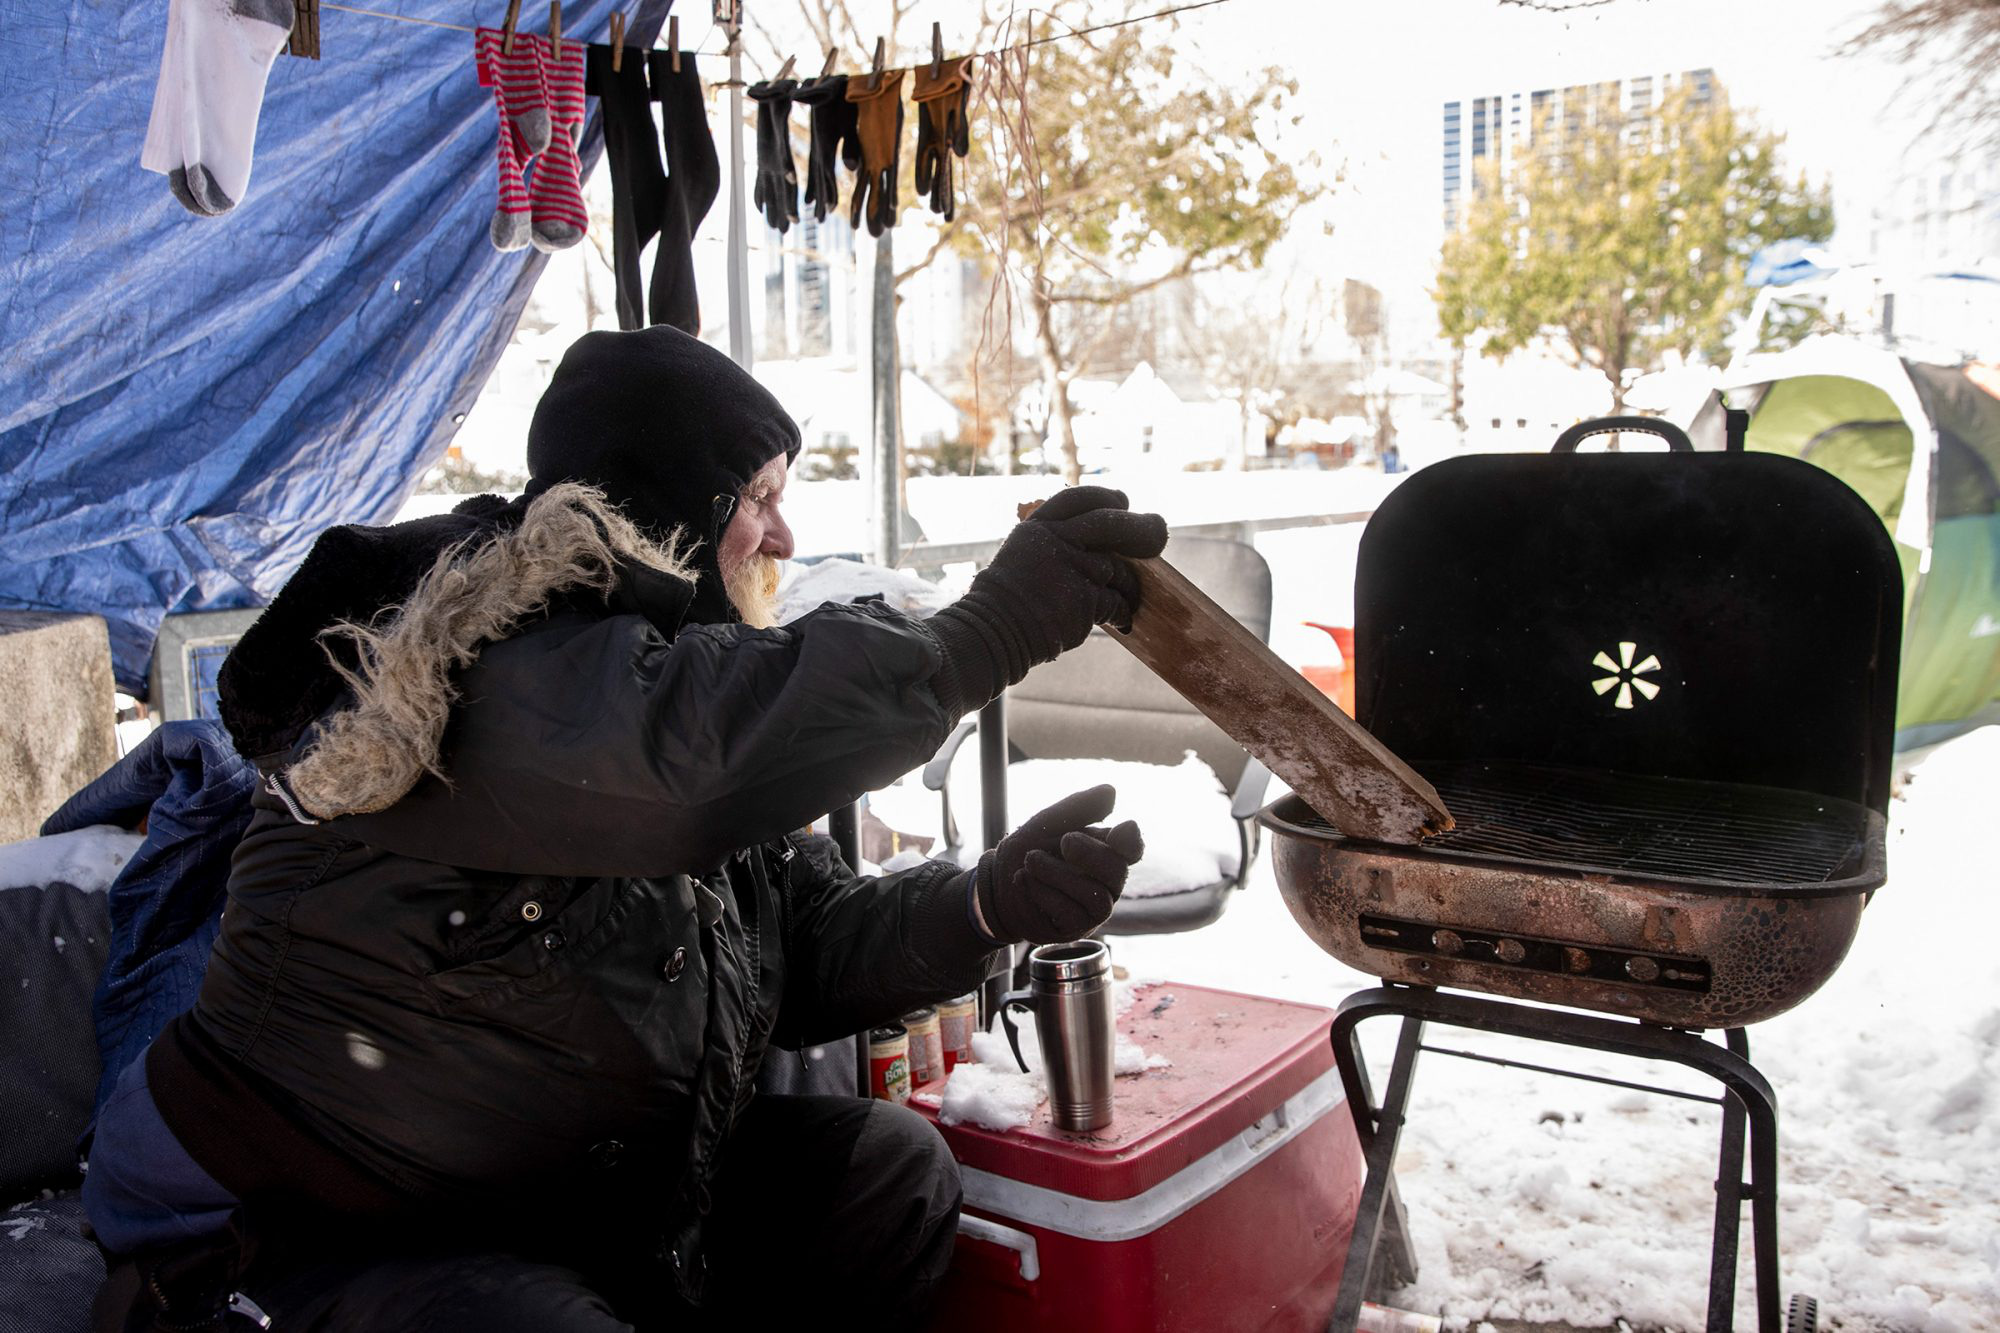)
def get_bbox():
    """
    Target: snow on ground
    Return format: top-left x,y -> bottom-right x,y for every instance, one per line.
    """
1110,723 -> 2000,1331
